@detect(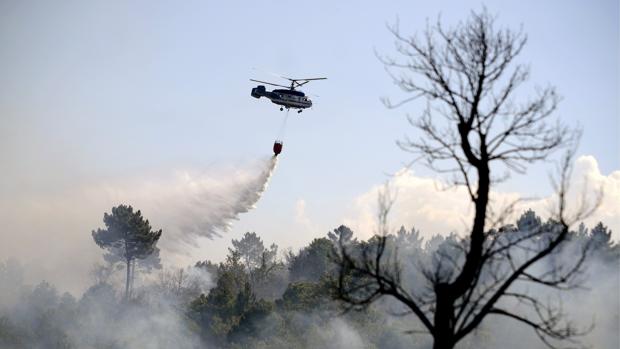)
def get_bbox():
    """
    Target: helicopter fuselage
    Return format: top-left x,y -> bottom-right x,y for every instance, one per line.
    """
251,85 -> 312,110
